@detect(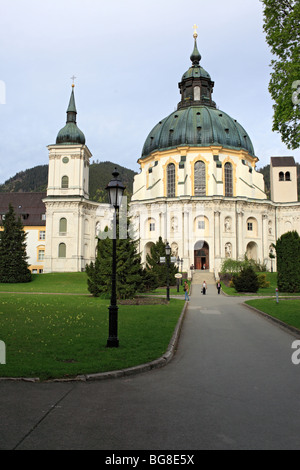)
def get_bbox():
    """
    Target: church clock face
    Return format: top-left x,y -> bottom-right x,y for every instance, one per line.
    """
62,157 -> 69,164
